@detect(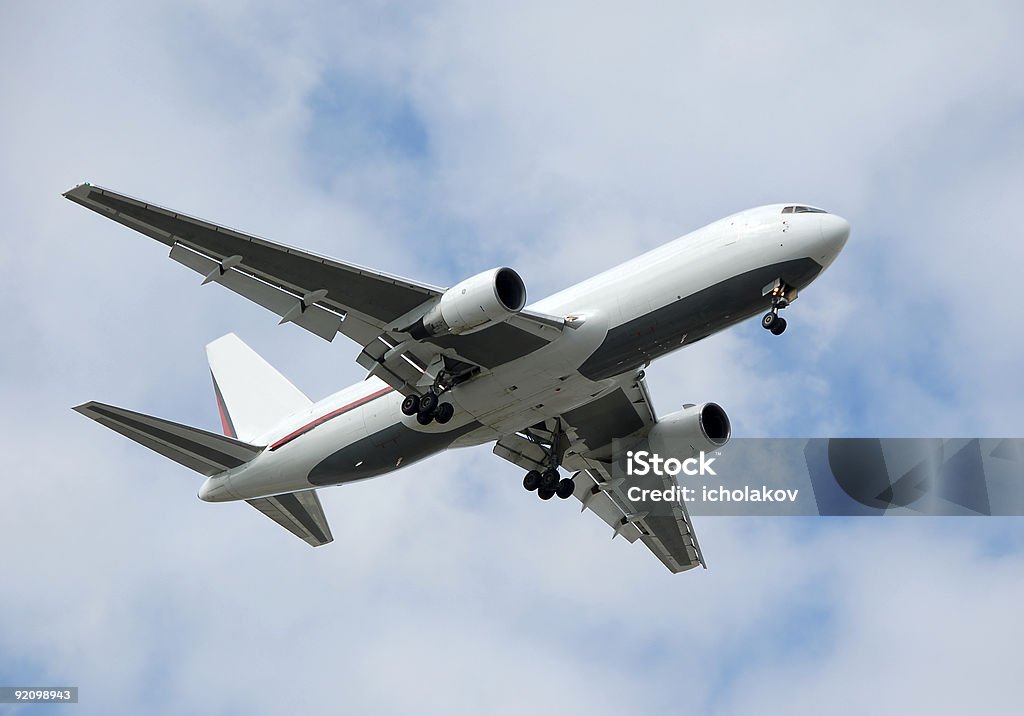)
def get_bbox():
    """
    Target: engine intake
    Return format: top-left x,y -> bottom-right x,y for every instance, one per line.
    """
415,267 -> 527,337
647,402 -> 732,456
